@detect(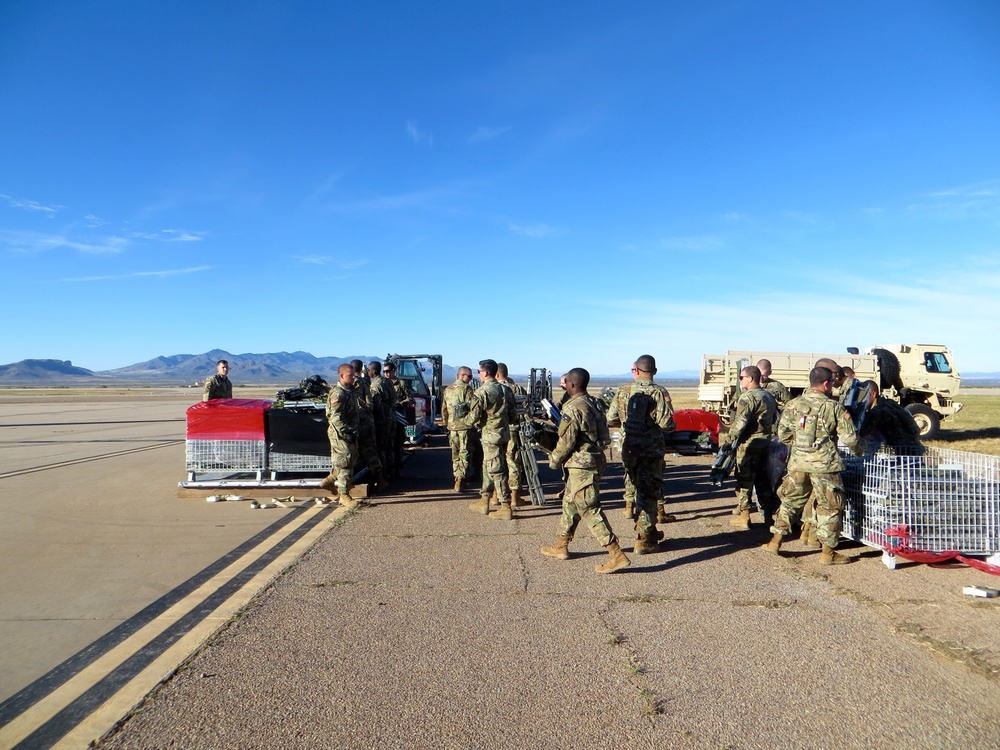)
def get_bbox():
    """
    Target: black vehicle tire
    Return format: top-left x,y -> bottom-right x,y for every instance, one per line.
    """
906,403 -> 940,440
871,347 -> 901,389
